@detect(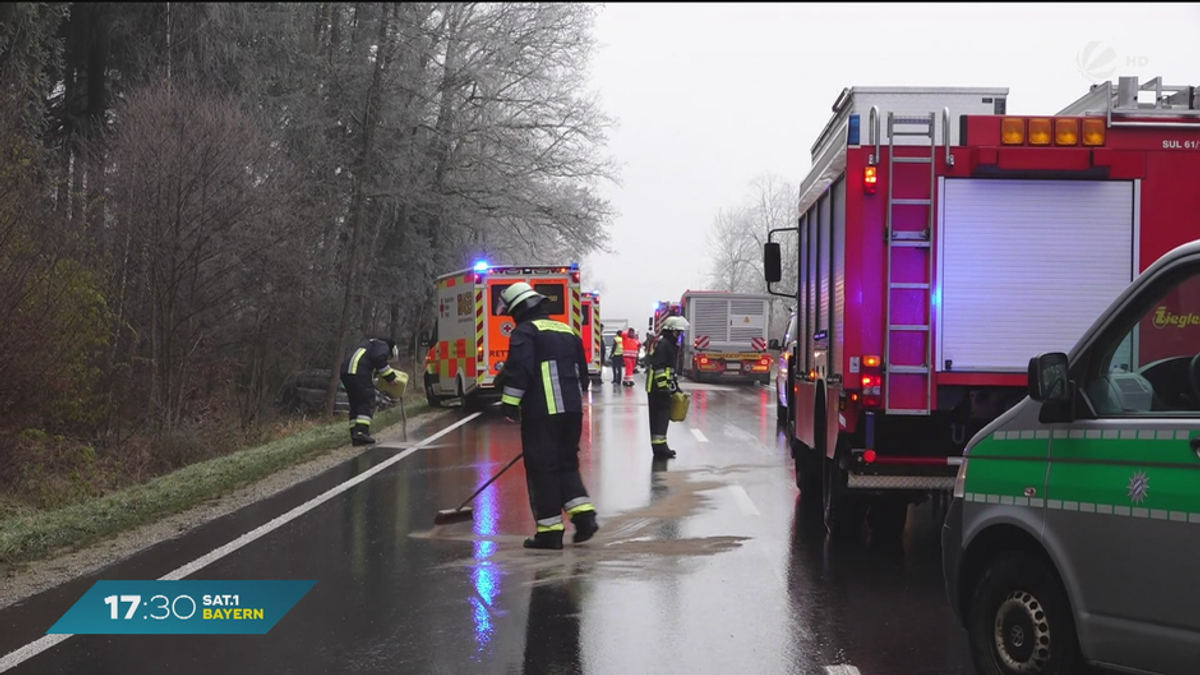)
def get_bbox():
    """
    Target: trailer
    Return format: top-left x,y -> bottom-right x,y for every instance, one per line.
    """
582,291 -> 603,383
680,290 -> 773,384
762,75 -> 1200,539
423,261 -> 582,410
